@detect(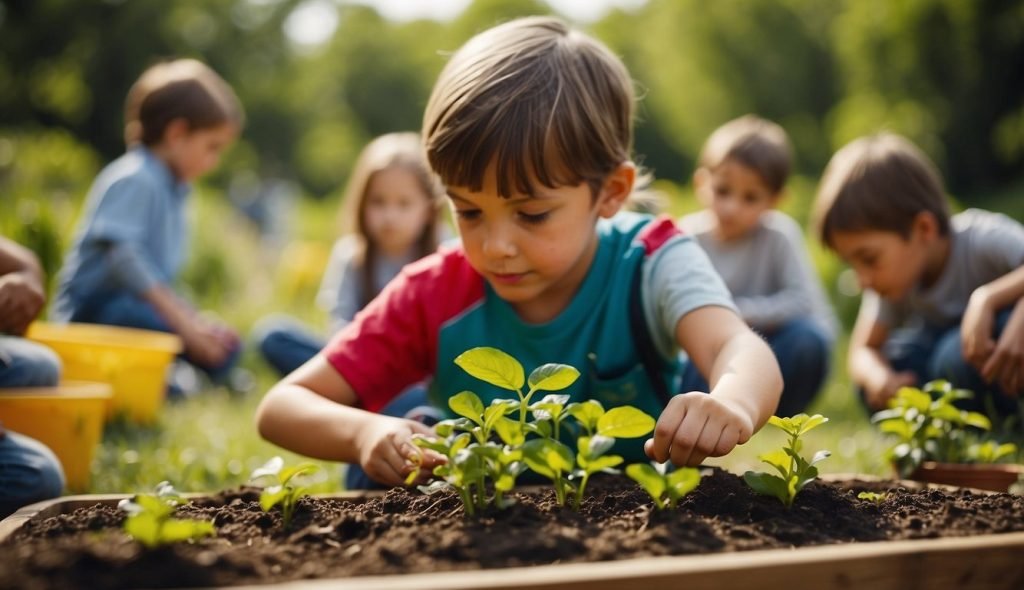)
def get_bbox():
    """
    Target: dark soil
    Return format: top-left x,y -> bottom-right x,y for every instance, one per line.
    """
2,469 -> 1024,589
